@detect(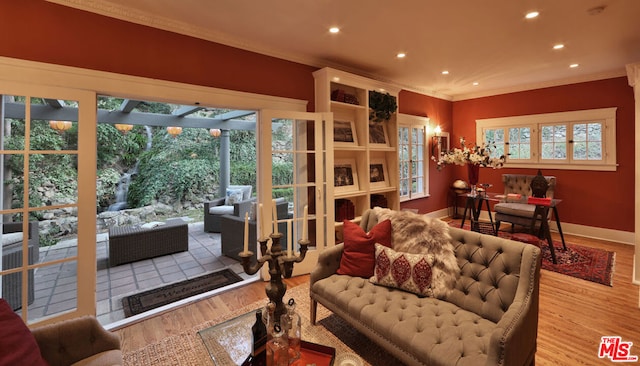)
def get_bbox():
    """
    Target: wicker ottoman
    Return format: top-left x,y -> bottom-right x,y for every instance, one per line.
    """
108,219 -> 188,267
